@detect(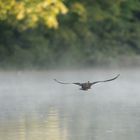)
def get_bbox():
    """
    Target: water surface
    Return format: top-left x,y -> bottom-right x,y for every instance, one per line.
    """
0,69 -> 140,140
